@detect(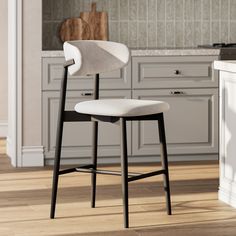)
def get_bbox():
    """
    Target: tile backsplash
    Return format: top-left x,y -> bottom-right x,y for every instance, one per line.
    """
42,0 -> 236,50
